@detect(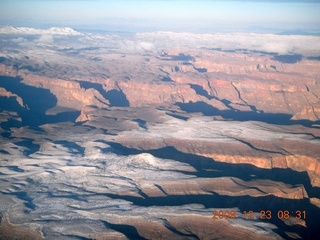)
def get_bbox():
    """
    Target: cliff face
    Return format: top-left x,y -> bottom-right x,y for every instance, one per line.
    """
1,45 -> 319,187
113,117 -> 320,188
0,87 -> 25,108
0,67 -> 110,110
1,30 -> 320,239
1,49 -> 320,121
1,41 -> 319,182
